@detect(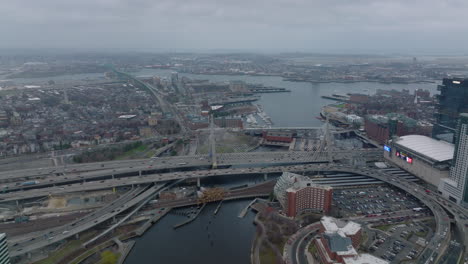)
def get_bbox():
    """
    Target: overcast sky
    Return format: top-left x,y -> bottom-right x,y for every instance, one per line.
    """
1,0 -> 468,54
